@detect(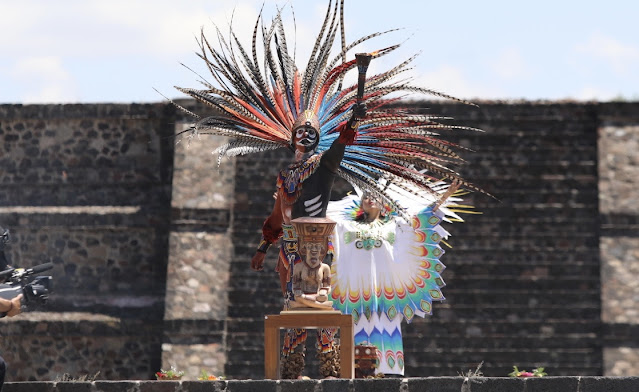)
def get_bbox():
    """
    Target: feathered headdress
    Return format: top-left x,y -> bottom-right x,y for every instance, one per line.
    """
171,0 -> 483,218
